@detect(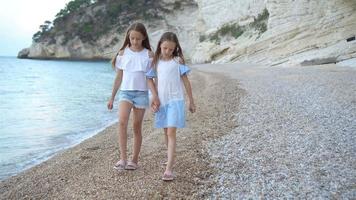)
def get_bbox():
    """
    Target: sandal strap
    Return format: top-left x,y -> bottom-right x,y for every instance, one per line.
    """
125,161 -> 138,169
114,160 -> 126,168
